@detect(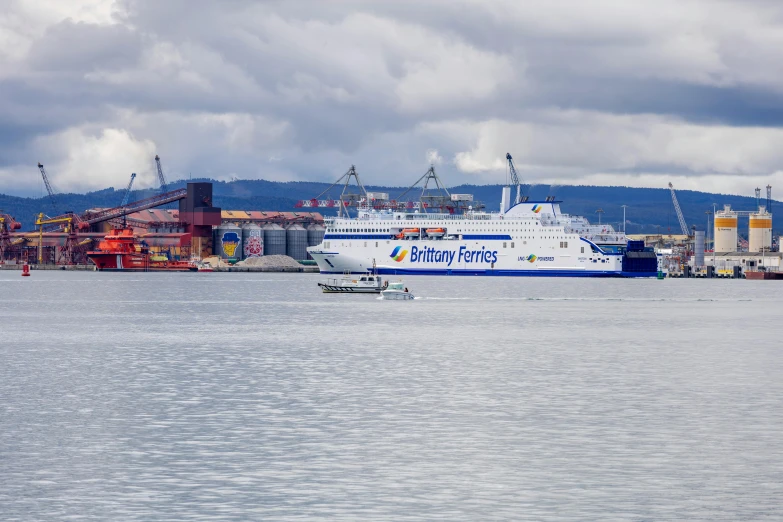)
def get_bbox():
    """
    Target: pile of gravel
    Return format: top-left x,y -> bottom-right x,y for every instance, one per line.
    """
234,255 -> 302,269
